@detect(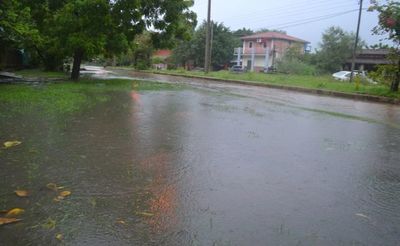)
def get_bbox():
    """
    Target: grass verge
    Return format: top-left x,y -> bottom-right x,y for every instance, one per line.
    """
0,79 -> 183,115
13,69 -> 69,79
150,69 -> 400,100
